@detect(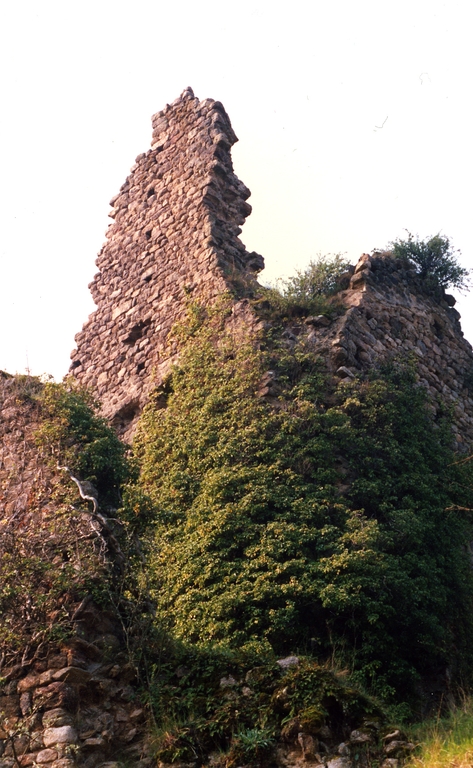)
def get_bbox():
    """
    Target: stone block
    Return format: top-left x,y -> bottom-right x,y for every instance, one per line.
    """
17,675 -> 39,693
43,727 -> 78,748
